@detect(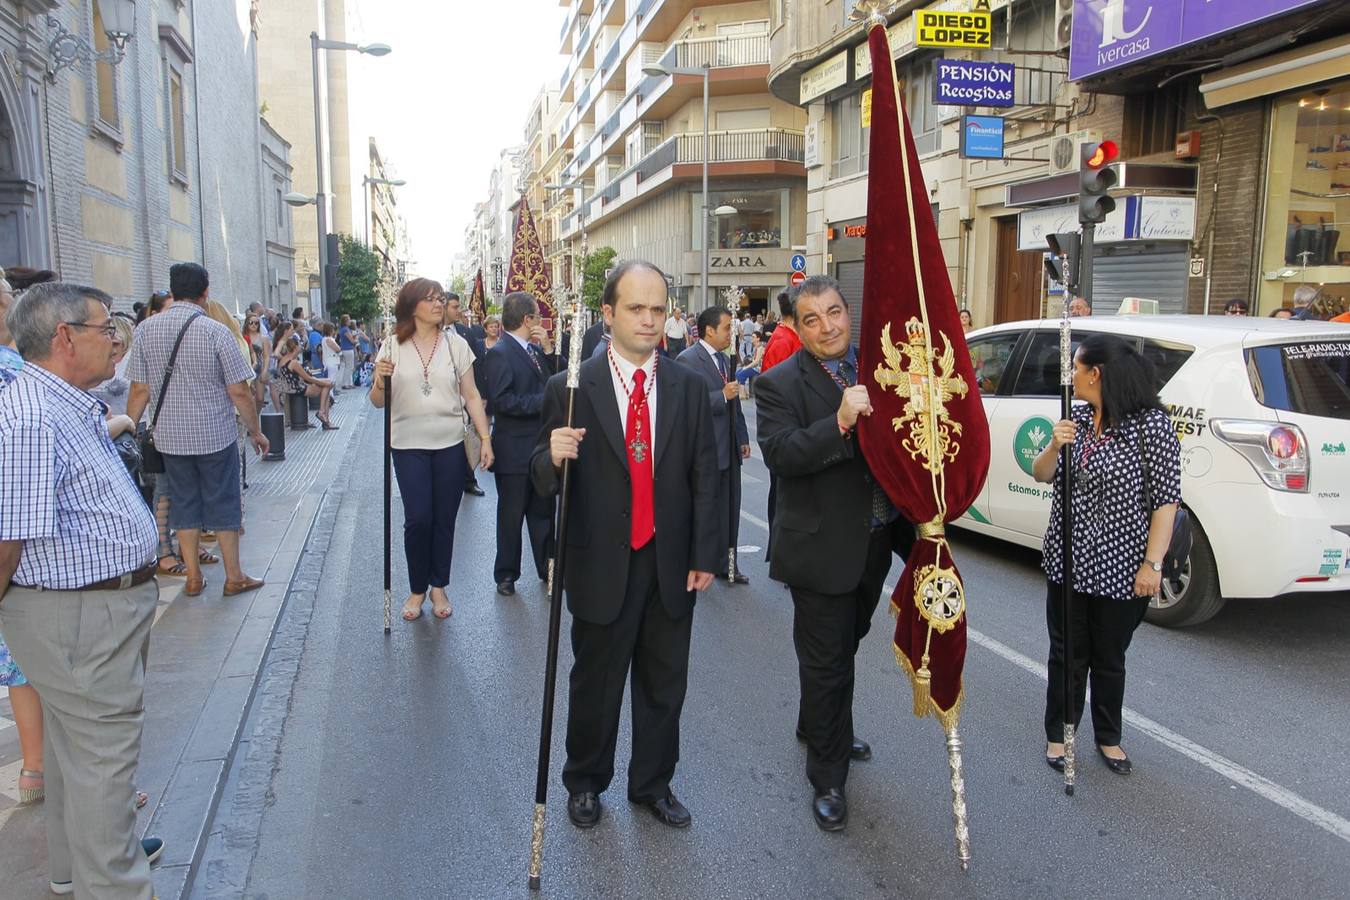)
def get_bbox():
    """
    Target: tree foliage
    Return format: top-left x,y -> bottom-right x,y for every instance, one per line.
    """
334,234 -> 382,323
581,246 -> 618,311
